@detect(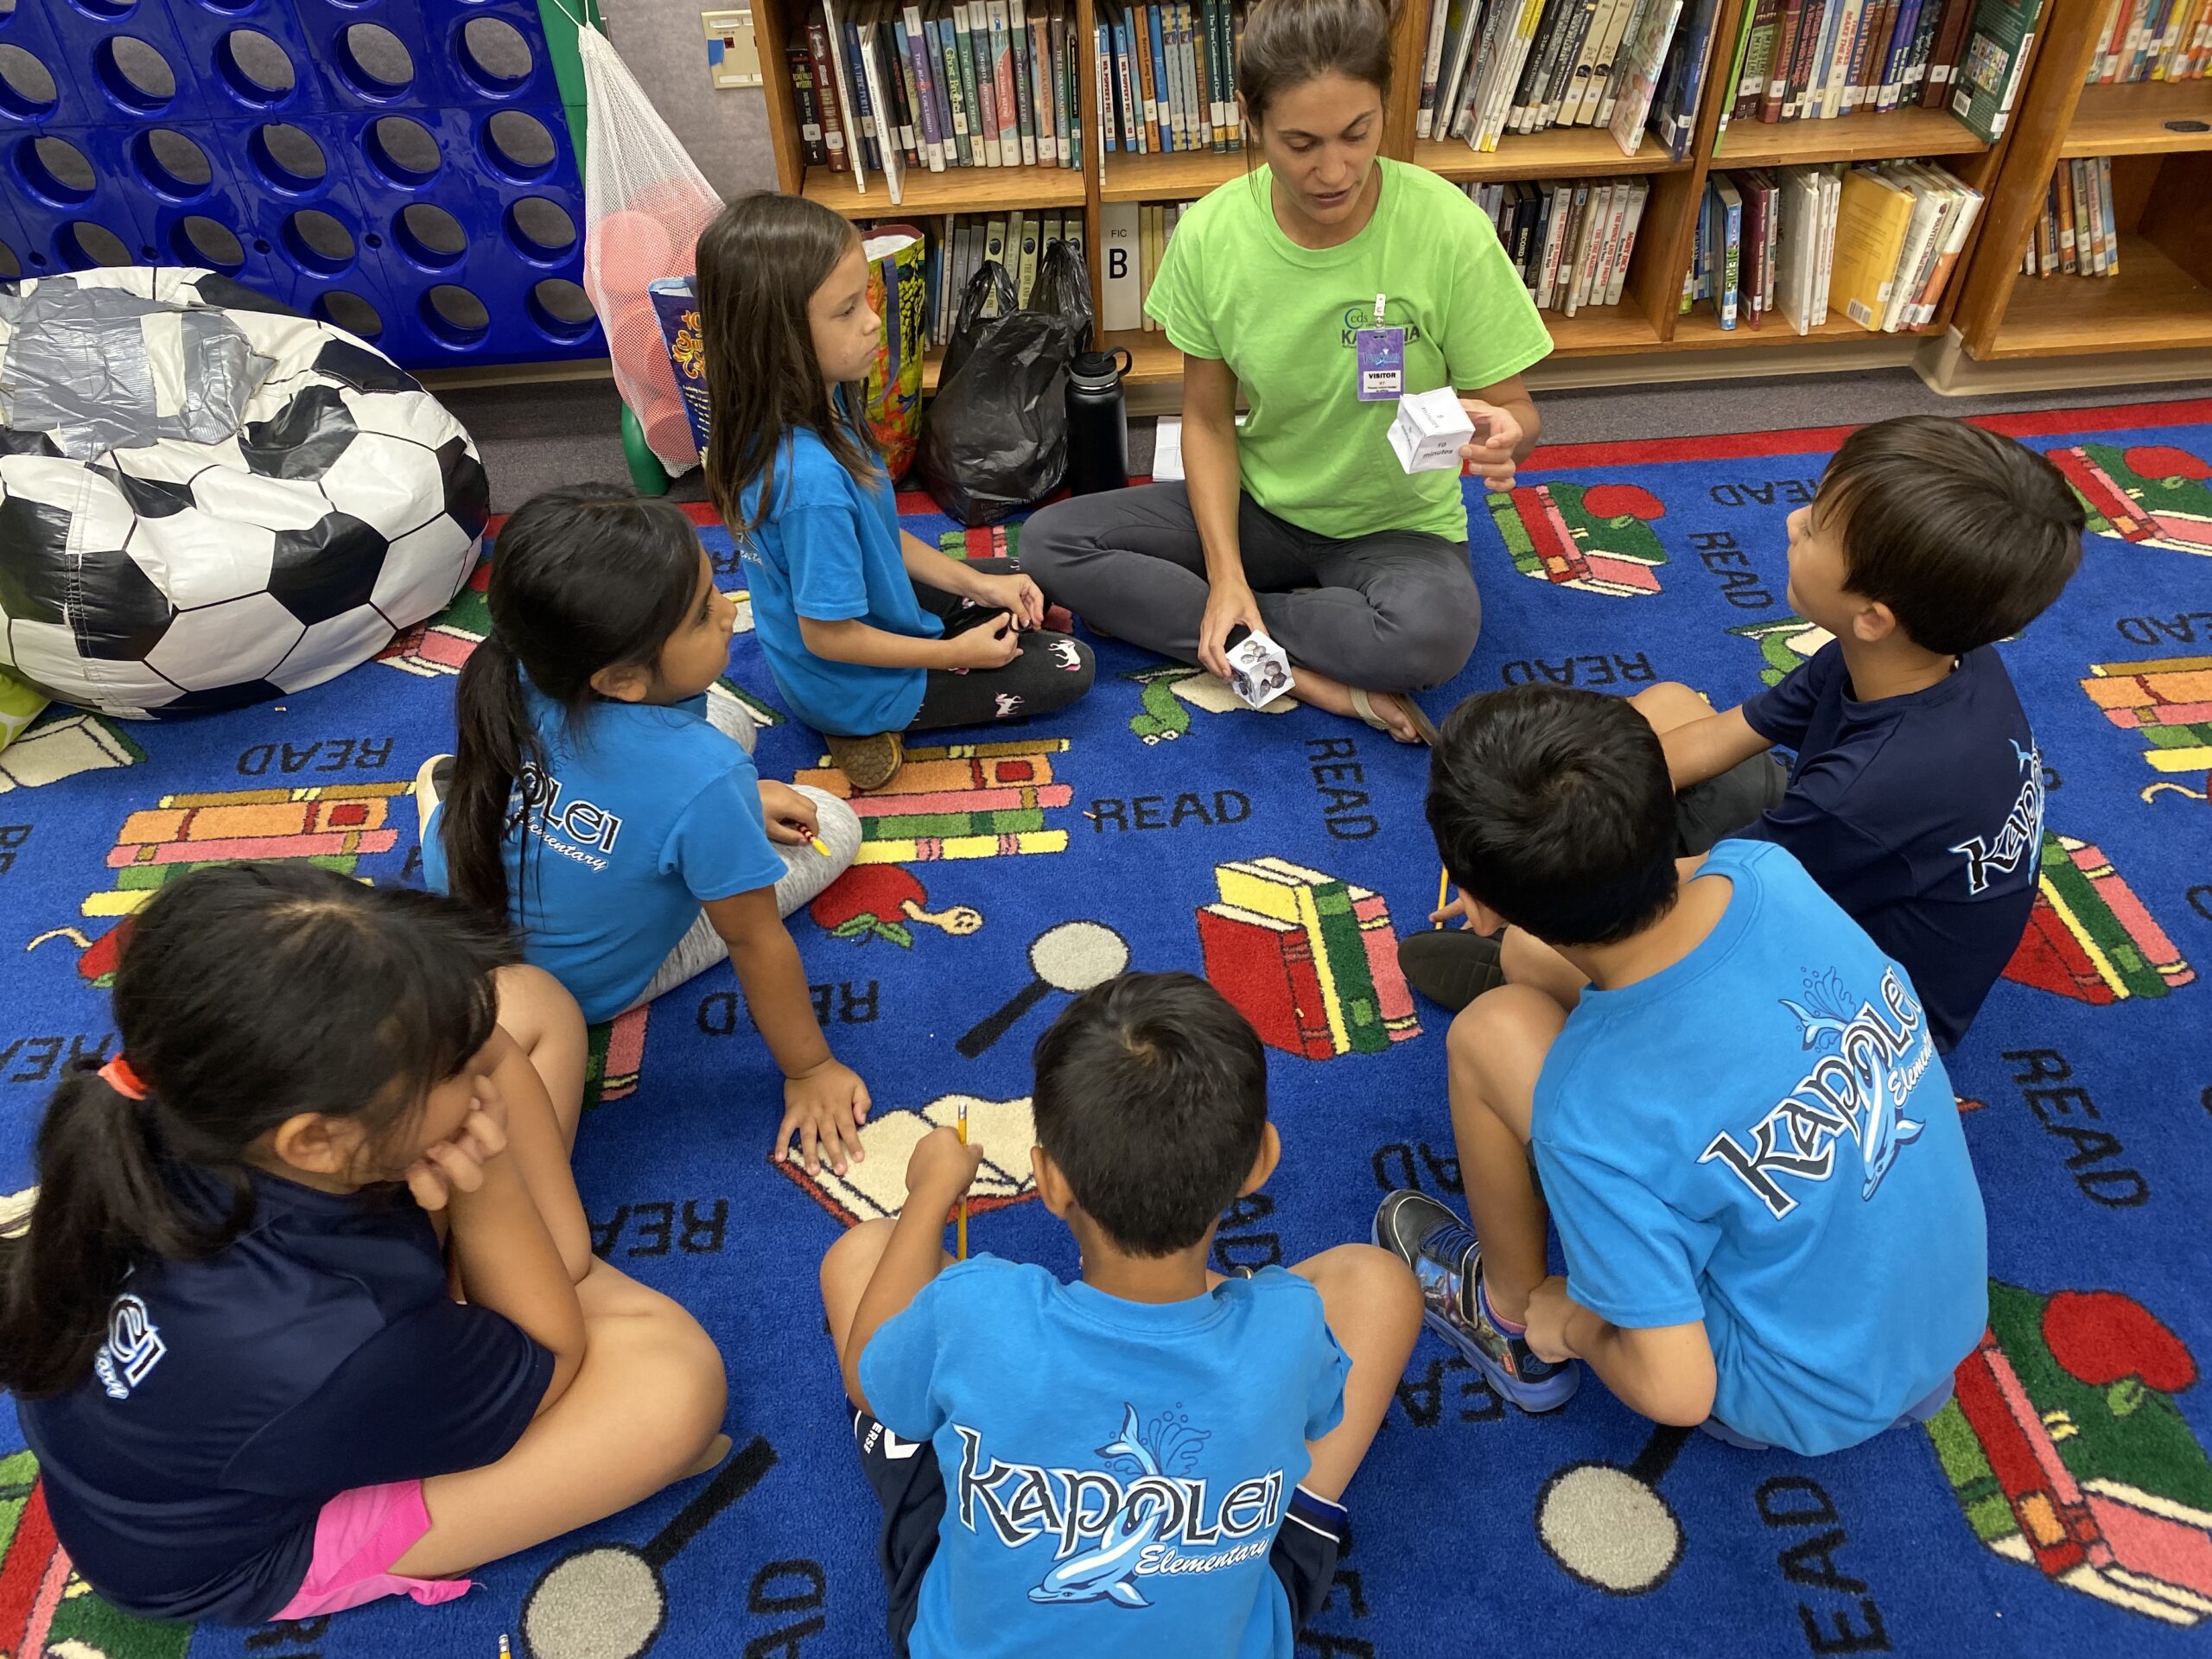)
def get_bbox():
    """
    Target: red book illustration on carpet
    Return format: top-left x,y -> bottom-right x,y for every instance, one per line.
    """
2081,657 -> 2212,779
2002,831 -> 2193,1003
1486,480 -> 1668,598
1926,1284 -> 2212,1626
796,739 -> 1074,863
0,1453 -> 191,1659
1198,860 -> 1419,1058
2047,442 -> 2212,556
